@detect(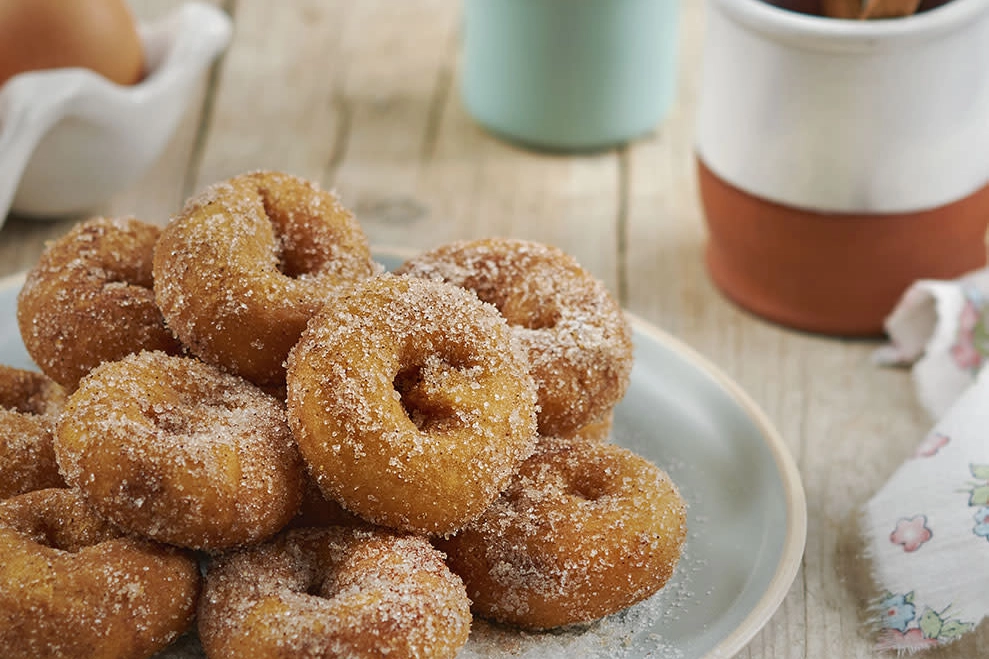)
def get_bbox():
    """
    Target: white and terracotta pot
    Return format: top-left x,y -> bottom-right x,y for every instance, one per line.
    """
696,0 -> 989,335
